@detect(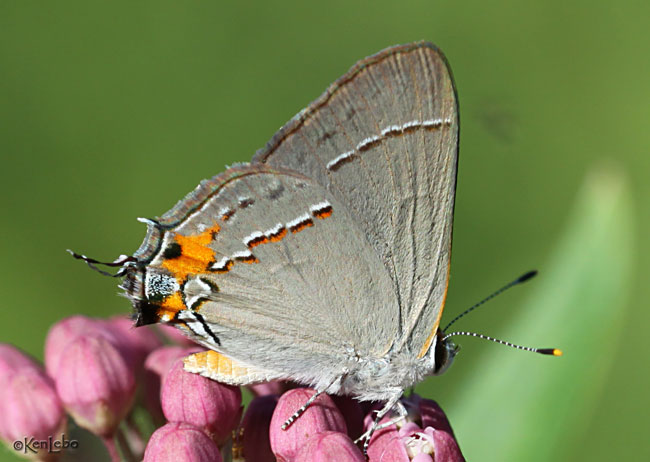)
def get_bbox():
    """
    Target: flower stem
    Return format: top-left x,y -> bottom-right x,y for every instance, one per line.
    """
123,413 -> 146,459
116,427 -> 138,462
101,435 -> 121,462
